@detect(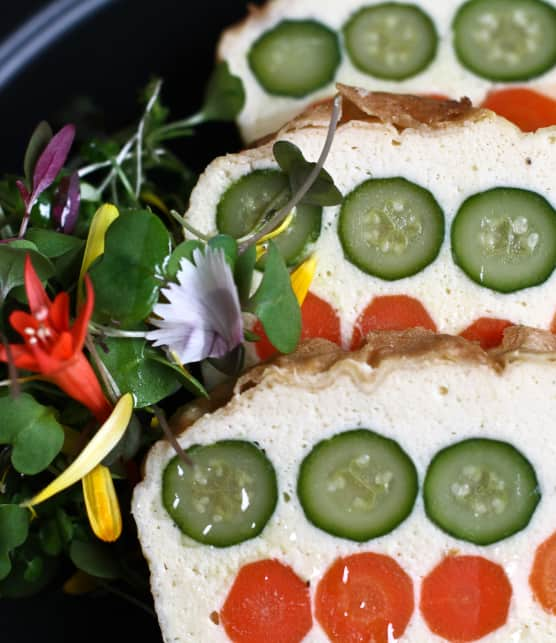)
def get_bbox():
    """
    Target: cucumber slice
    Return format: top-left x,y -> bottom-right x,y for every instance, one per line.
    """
217,170 -> 290,239
339,177 -> 444,280
162,440 -> 278,547
217,169 -> 322,265
248,20 -> 341,97
451,187 -> 556,293
454,0 -> 556,81
343,3 -> 438,80
424,438 -> 540,545
258,204 -> 322,268
297,429 -> 418,541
